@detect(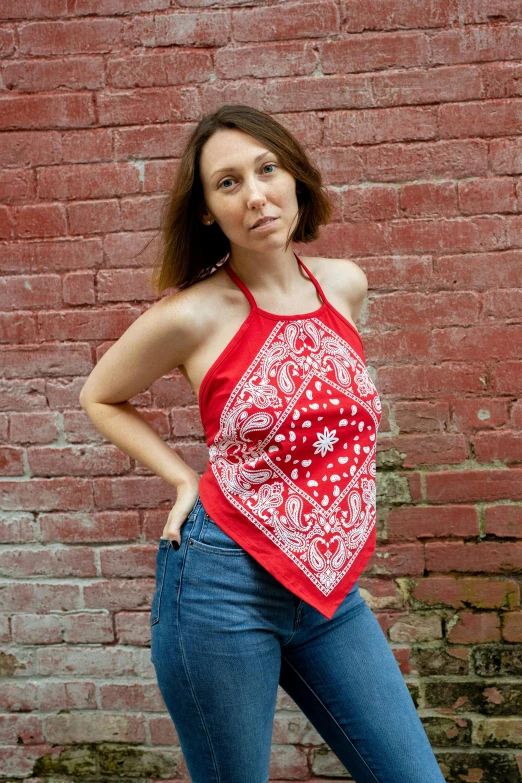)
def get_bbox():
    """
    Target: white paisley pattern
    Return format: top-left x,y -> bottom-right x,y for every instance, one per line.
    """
209,317 -> 382,596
